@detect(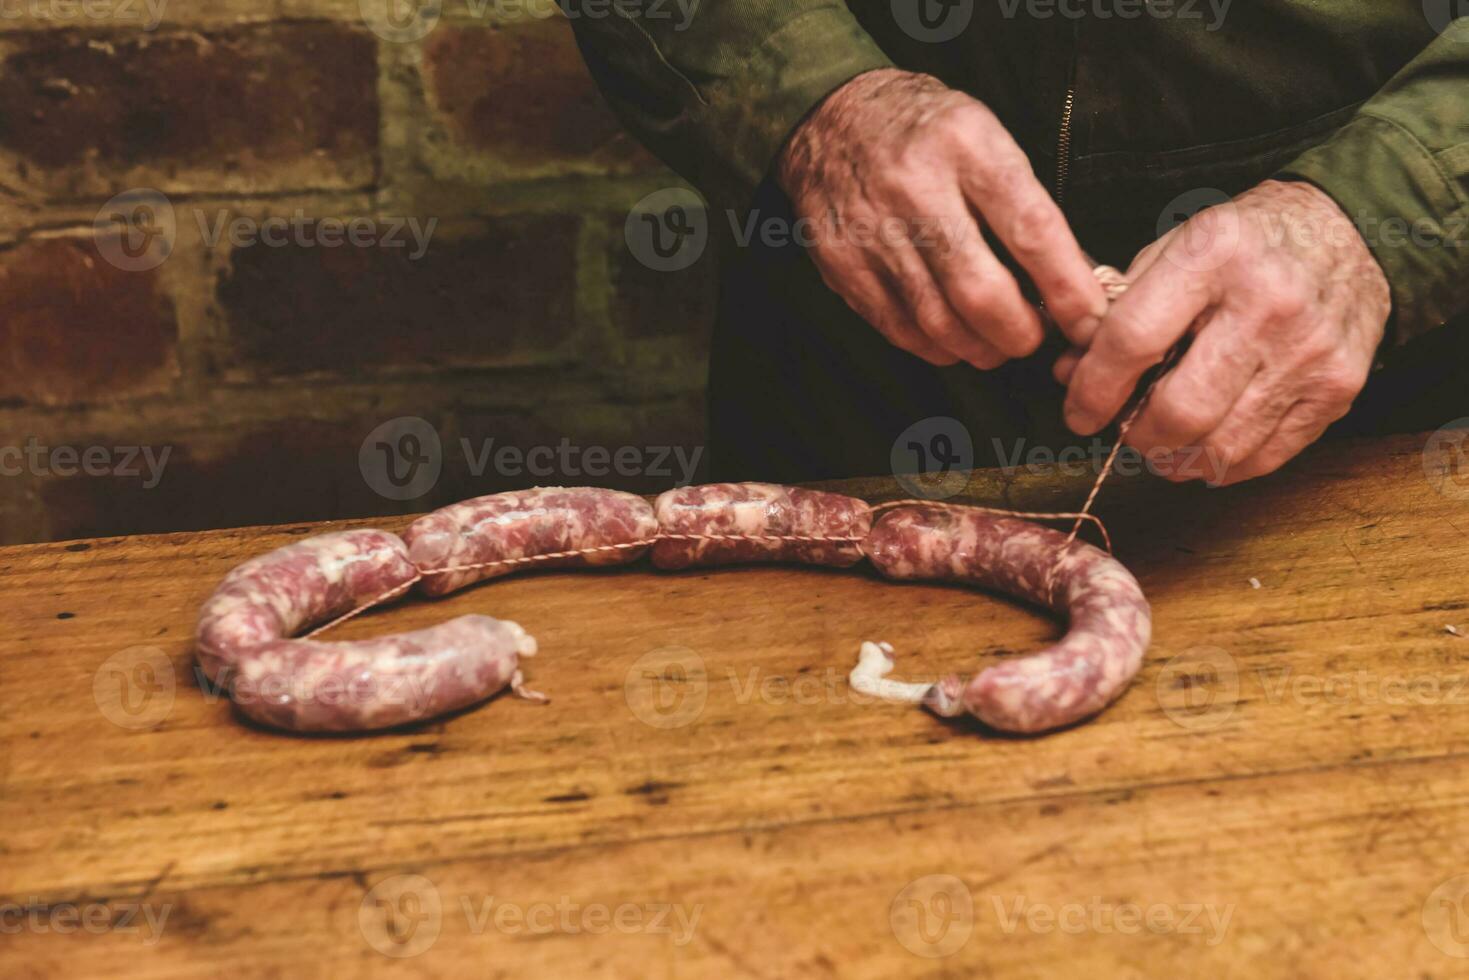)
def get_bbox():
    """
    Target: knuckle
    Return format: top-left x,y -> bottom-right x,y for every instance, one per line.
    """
1294,331 -> 1337,364
1109,321 -> 1168,363
1312,348 -> 1369,400
1253,267 -> 1312,318
1046,286 -> 1102,330
1005,196 -> 1064,255
945,98 -> 997,132
1171,205 -> 1239,264
891,271 -> 933,313
1188,203 -> 1226,234
870,160 -> 930,203
1316,365 -> 1364,404
994,322 -> 1043,358
989,160 -> 1037,205
968,146 -> 1028,197
948,274 -> 1004,320
912,299 -> 962,345
886,167 -> 932,207
920,321 -> 963,350
948,279 -> 1041,357
1187,202 -> 1240,244
931,112 -> 976,152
